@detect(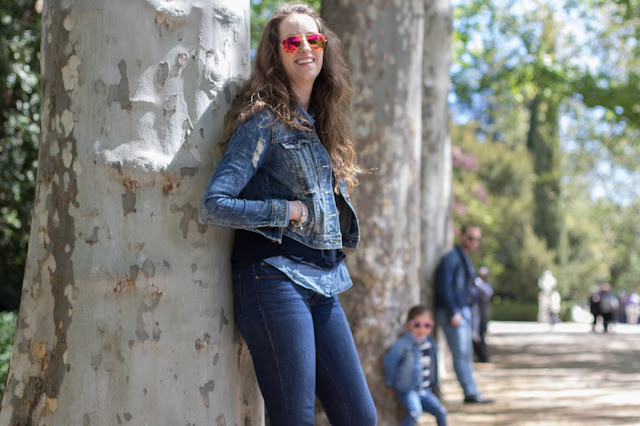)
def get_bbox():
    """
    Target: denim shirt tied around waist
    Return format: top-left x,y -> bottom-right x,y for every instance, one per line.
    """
383,332 -> 439,394
200,107 -> 359,250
